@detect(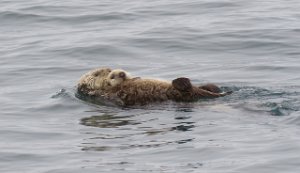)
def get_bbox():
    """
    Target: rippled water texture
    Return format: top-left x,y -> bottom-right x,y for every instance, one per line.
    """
1,0 -> 300,172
